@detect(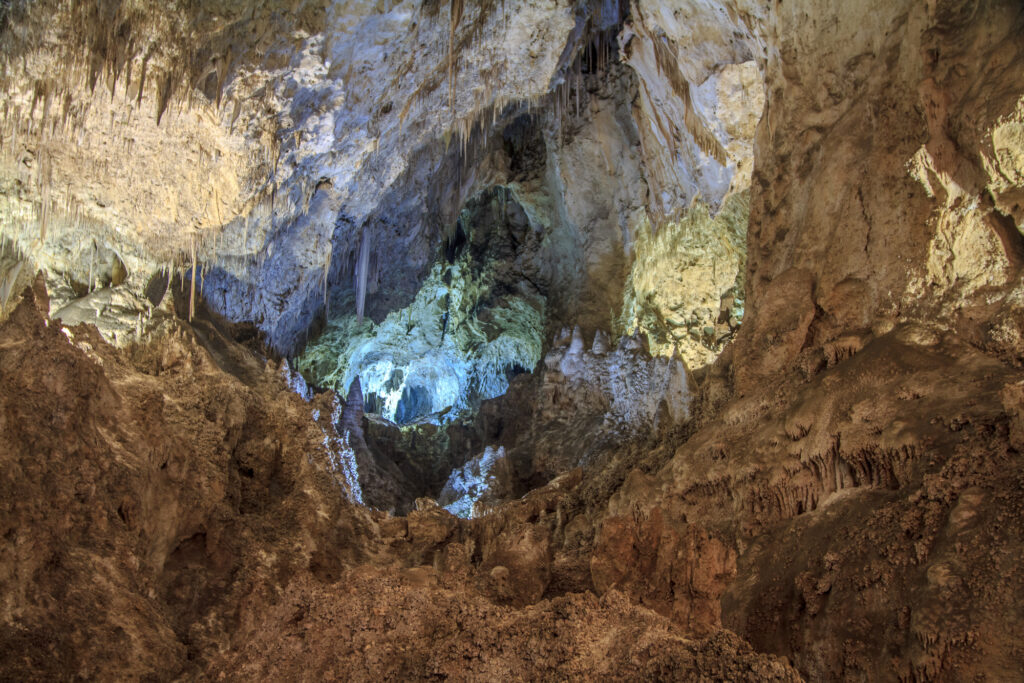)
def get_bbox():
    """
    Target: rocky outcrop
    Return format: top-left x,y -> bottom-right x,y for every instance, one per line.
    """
600,3 -> 1024,677
732,0 -> 1024,383
7,277 -> 1023,680
0,285 -> 800,680
619,193 -> 749,370
424,326 -> 693,518
543,326 -> 693,434
437,445 -> 514,518
596,322 -> 1024,679
591,507 -> 737,635
621,5 -> 764,215
0,283 -> 366,678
